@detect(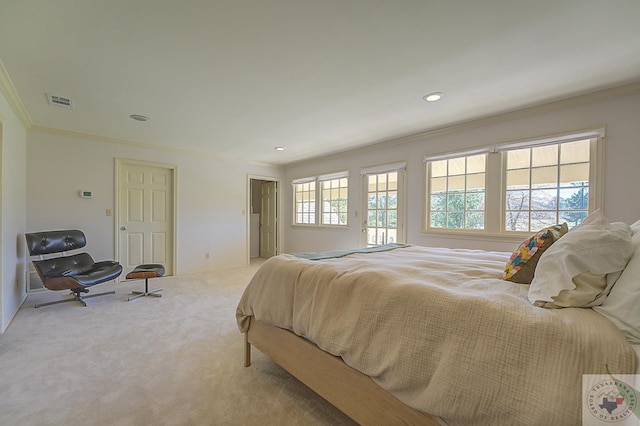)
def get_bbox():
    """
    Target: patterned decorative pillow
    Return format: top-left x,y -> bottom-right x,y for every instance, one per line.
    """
503,223 -> 568,284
